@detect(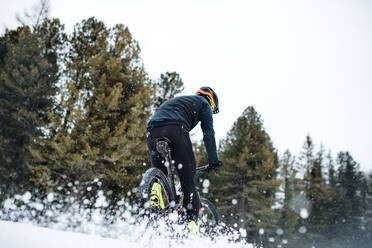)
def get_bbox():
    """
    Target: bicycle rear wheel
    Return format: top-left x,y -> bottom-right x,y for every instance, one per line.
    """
139,167 -> 176,216
199,197 -> 219,232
